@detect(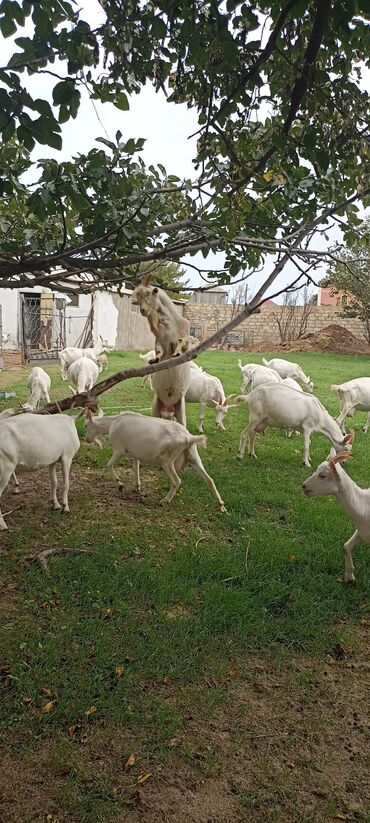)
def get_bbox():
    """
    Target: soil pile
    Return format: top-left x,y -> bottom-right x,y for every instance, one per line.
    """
249,324 -> 370,355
